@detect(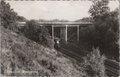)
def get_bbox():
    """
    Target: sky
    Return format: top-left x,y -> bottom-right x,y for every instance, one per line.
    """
7,0 -> 119,21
